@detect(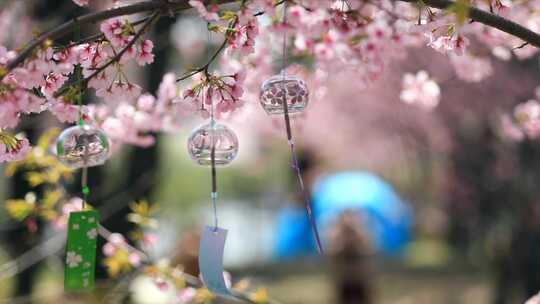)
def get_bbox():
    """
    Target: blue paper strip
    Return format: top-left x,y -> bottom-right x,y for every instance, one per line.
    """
199,226 -> 231,296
